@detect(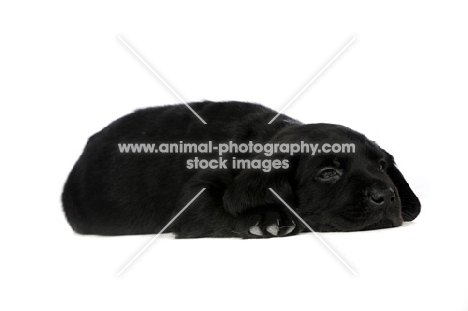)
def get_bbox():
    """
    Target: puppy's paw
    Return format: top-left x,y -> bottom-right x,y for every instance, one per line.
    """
236,210 -> 298,239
